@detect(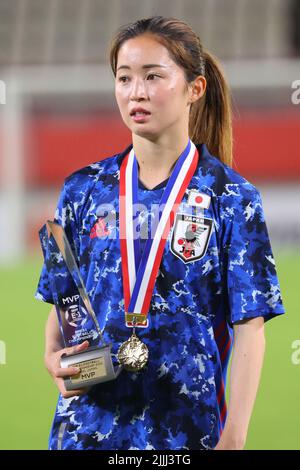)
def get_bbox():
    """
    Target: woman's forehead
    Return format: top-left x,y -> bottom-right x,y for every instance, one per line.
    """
117,35 -> 174,70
